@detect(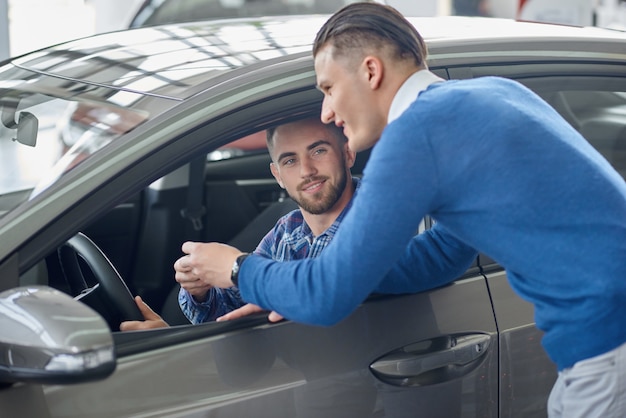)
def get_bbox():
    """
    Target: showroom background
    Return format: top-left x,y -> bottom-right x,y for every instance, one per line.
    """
0,0 -> 439,60
0,0 -> 142,59
0,0 -> 625,60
